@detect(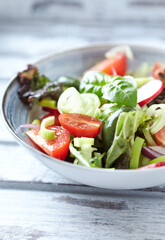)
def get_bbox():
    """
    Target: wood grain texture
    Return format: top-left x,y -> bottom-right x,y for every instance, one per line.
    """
0,189 -> 165,240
